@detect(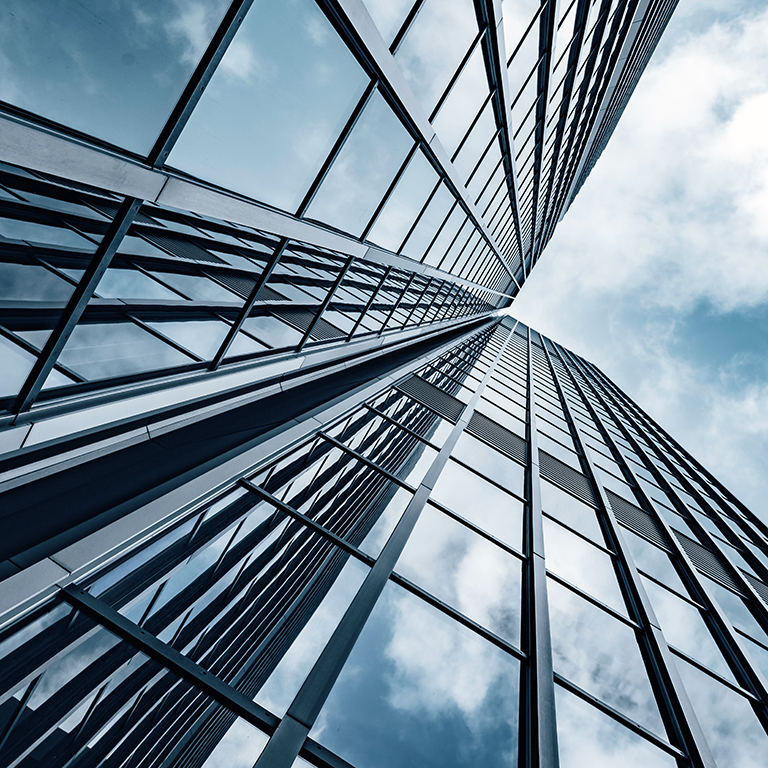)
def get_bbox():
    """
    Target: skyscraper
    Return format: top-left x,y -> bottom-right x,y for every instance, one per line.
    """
5,1 -> 766,767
